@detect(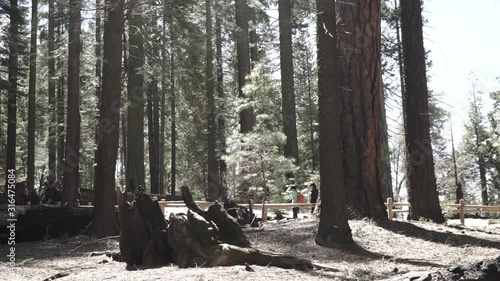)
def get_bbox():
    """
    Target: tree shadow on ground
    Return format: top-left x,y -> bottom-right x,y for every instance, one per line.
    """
377,220 -> 500,249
